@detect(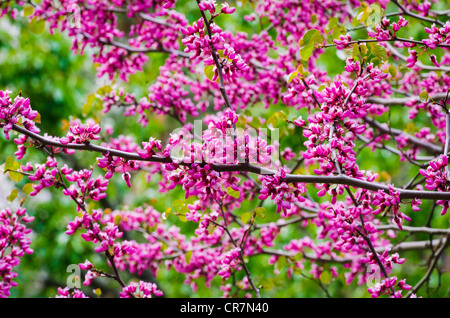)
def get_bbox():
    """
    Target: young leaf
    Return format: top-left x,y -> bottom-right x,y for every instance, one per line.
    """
241,212 -> 252,224
301,29 -> 320,47
388,65 -> 397,78
287,71 -> 298,83
23,5 -> 34,17
204,65 -> 215,81
178,214 -> 187,222
275,256 -> 287,272
267,113 -> 278,129
300,43 -> 315,61
185,250 -> 193,265
113,214 -> 122,225
227,187 -> 240,199
255,207 -> 267,218
419,91 -> 429,102
29,18 -> 46,34
22,183 -> 34,195
7,189 -> 18,202
320,270 -> 333,285
373,45 -> 388,63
